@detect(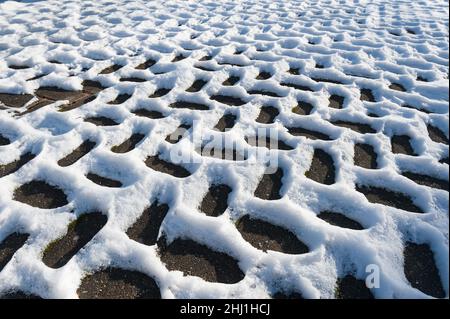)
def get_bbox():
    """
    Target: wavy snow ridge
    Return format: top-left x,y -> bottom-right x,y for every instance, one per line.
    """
0,0 -> 448,298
